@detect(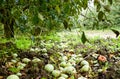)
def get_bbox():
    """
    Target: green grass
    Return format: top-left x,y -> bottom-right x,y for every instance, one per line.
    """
40,32 -> 61,42
0,38 -> 9,43
15,38 -> 31,49
0,36 -> 32,50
